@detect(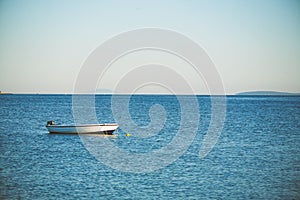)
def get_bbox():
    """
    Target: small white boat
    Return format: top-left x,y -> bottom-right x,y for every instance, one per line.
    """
46,121 -> 118,135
